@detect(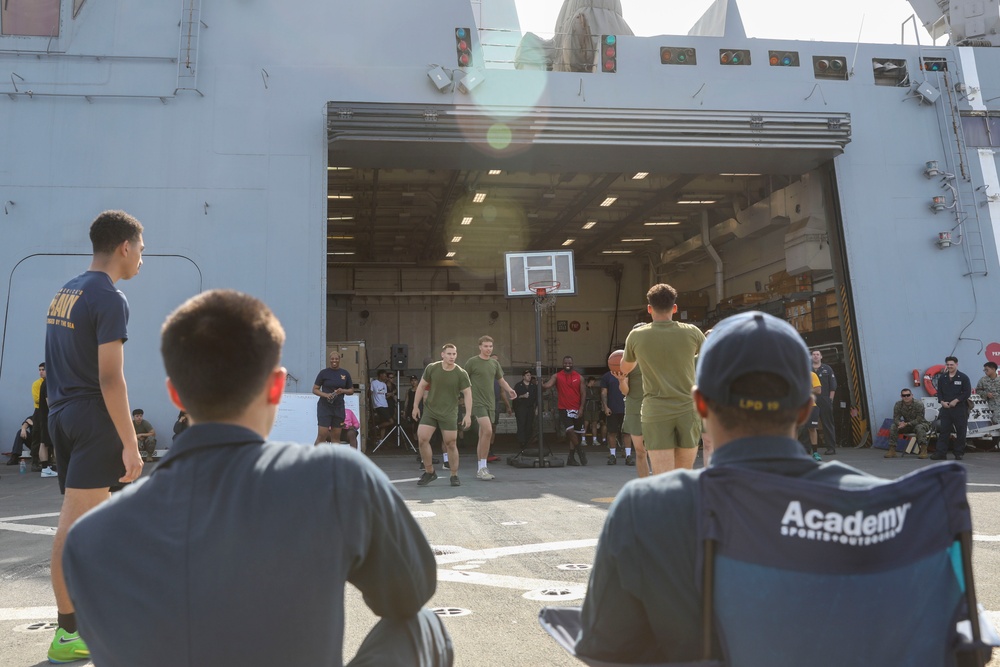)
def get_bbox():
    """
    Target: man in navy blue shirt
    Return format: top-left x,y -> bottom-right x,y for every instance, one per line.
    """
62,290 -> 452,667
44,210 -> 145,663
931,356 -> 972,460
